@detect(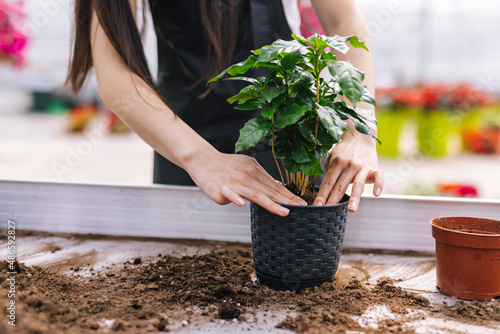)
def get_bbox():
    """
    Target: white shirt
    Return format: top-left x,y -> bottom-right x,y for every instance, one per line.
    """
282,0 -> 301,36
